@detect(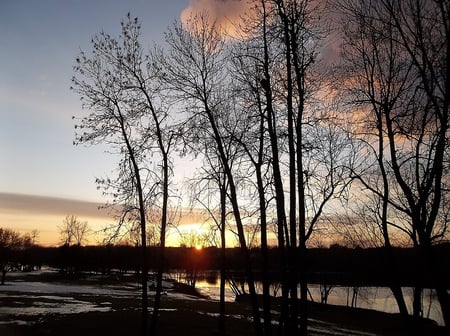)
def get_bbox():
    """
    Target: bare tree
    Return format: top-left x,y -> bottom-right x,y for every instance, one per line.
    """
337,0 -> 450,328
229,28 -> 277,333
221,2 -> 347,335
0,227 -> 22,285
185,147 -> 233,335
158,13 -> 263,335
58,215 -> 89,246
122,220 -> 156,247
241,1 -> 339,334
71,14 -> 175,335
22,229 -> 40,248
73,221 -> 89,246
58,214 -> 74,246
